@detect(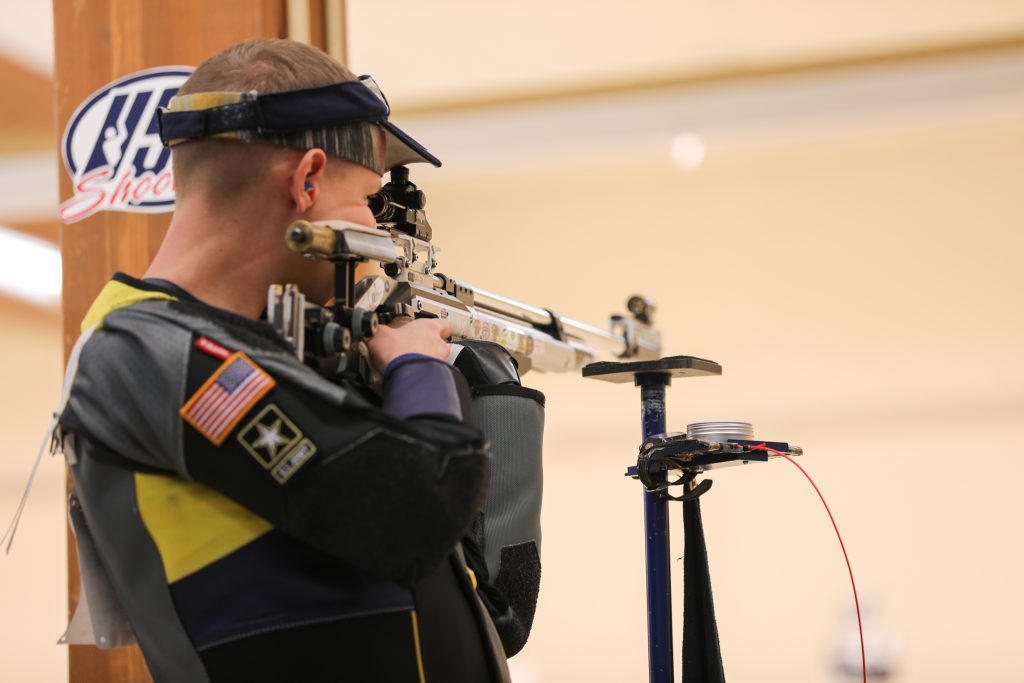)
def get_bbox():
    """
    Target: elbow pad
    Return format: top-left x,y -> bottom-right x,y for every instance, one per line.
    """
454,341 -> 544,655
